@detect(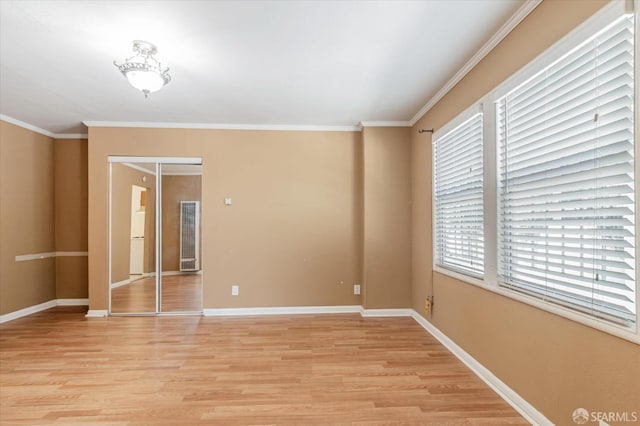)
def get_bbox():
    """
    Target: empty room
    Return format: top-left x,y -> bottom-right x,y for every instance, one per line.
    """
0,0 -> 638,425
